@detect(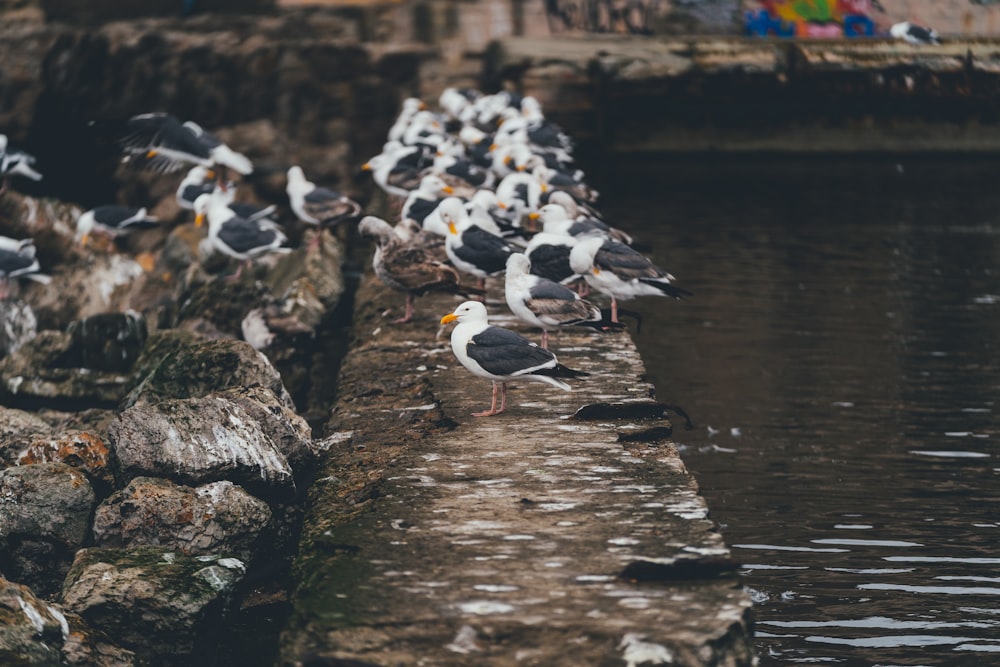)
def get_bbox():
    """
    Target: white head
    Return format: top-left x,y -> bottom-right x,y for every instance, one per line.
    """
568,235 -> 606,275
437,197 -> 468,234
417,174 -> 453,197
440,300 -> 489,326
506,252 -> 531,276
